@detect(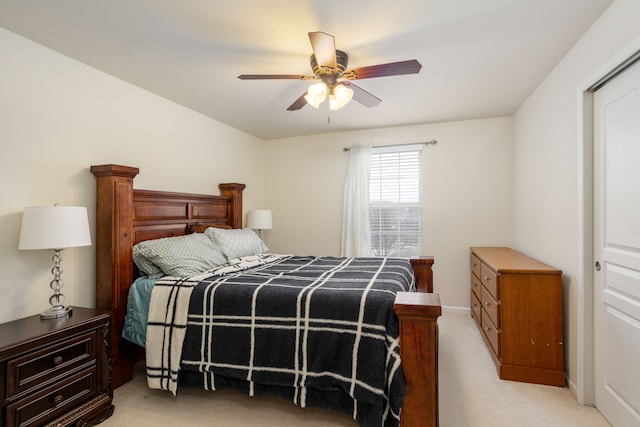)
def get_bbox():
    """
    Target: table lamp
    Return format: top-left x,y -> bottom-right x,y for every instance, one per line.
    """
247,209 -> 272,241
18,205 -> 91,319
